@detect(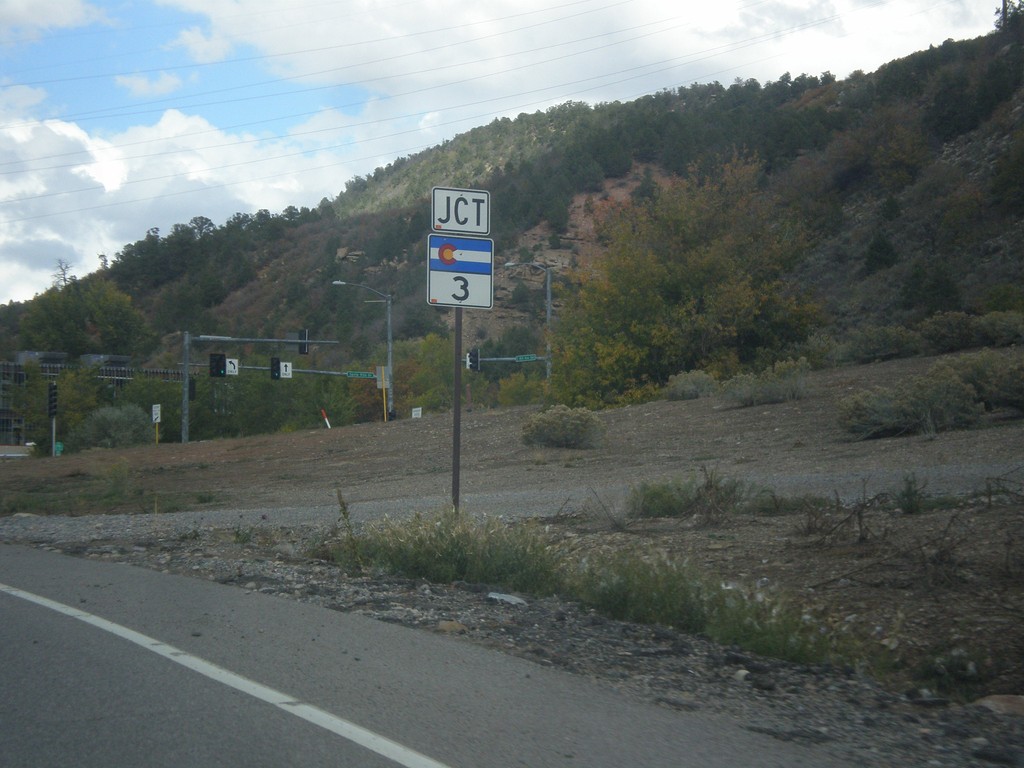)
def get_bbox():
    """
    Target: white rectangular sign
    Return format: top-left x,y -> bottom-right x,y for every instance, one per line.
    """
280,361 -> 293,379
432,187 -> 490,235
151,404 -> 161,424
226,358 -> 239,376
427,234 -> 493,309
